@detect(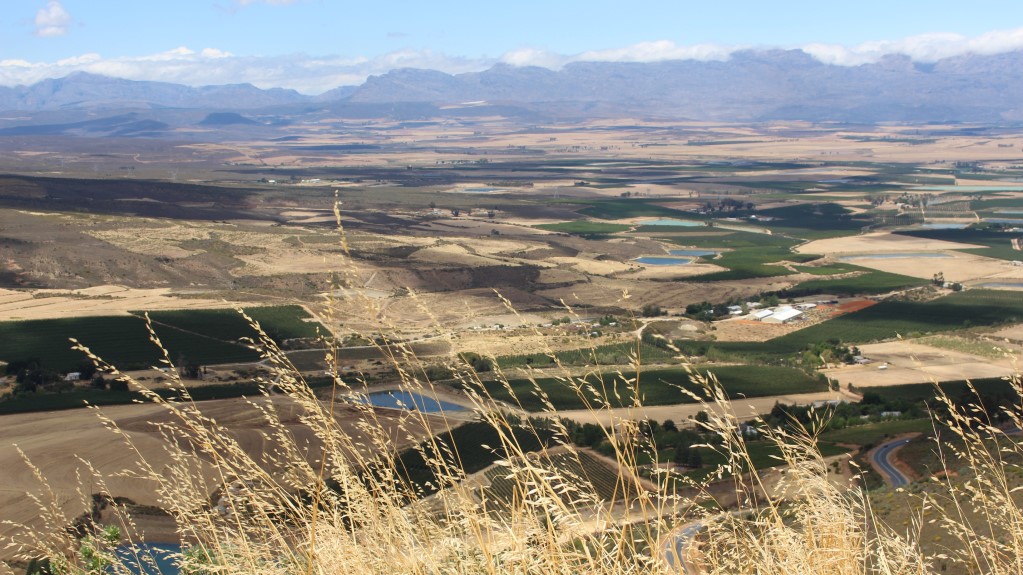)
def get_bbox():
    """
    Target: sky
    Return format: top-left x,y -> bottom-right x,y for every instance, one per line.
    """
3,0 -> 1023,94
